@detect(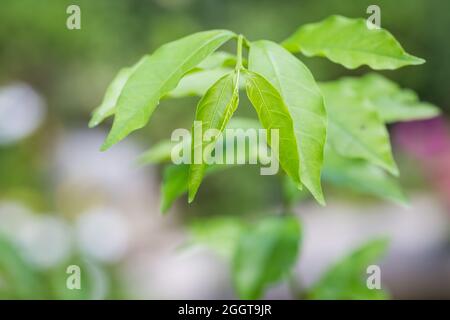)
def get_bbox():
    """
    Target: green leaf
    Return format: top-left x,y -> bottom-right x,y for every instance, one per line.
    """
309,238 -> 390,300
323,148 -> 407,204
161,163 -> 232,213
196,51 -> 237,70
160,164 -> 191,213
137,140 -> 176,165
376,95 -> 440,123
244,70 -> 301,186
282,174 -> 310,206
101,30 -> 235,150
329,74 -> 440,123
249,40 -> 326,204
89,58 -> 145,128
189,217 -> 245,260
188,71 -> 240,202
320,82 -> 399,176
283,15 -> 425,70
225,117 -> 261,130
168,68 -> 232,98
232,216 -> 301,299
